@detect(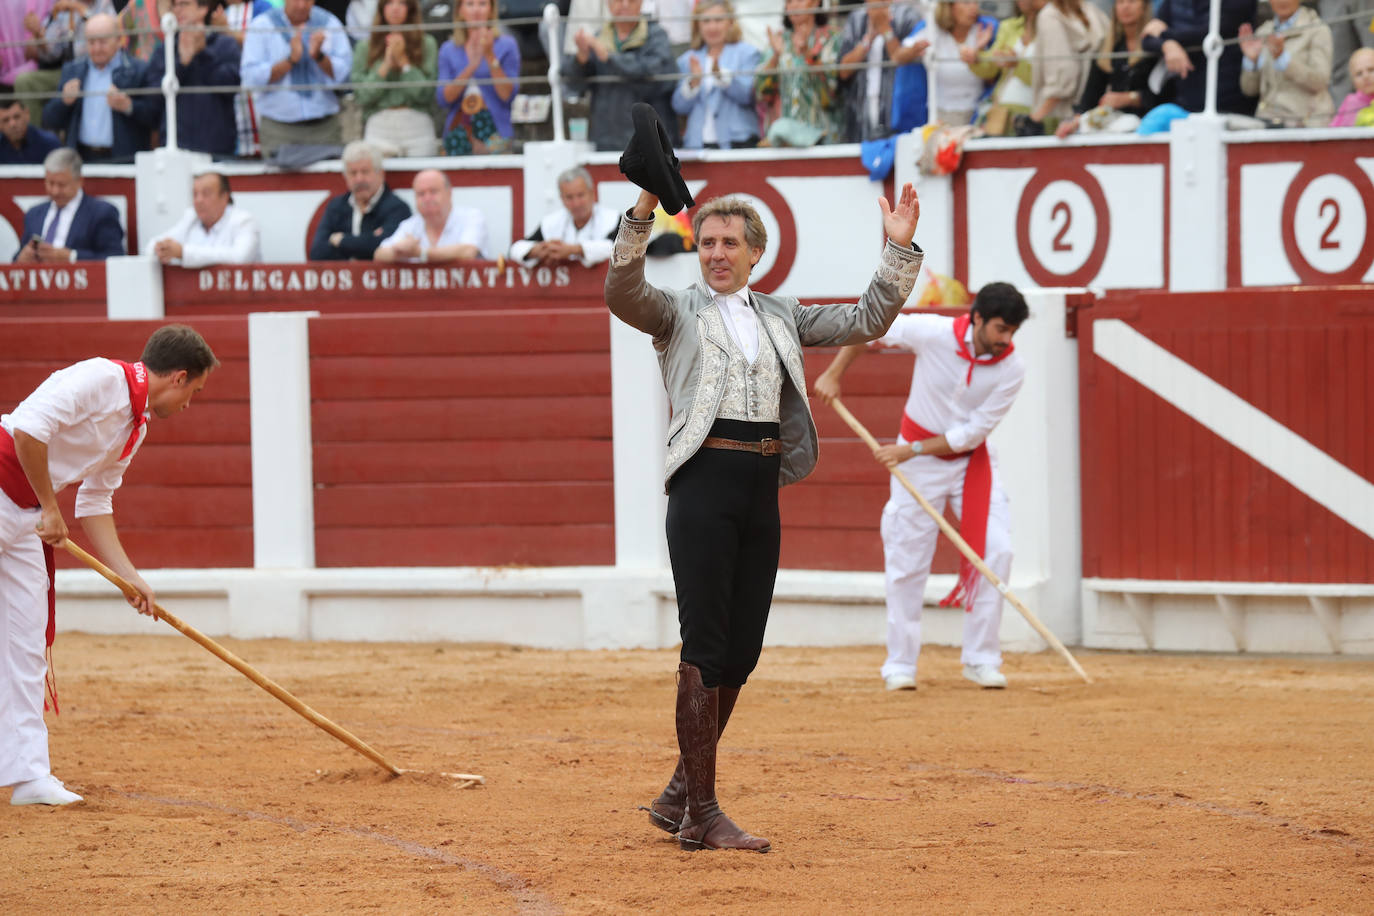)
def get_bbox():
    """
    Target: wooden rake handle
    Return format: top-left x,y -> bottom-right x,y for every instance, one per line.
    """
827,397 -> 1091,684
60,539 -> 405,775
